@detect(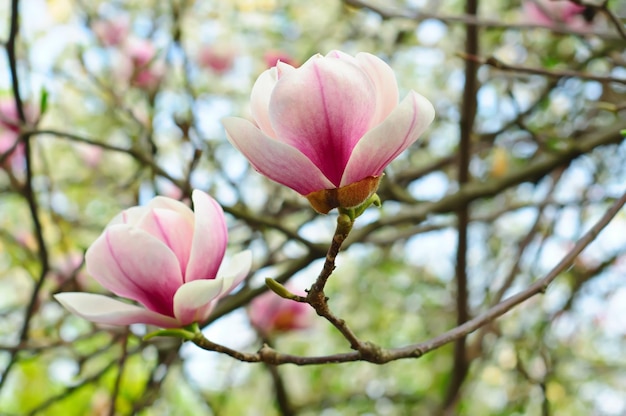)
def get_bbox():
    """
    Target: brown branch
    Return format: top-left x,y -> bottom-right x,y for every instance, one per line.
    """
0,0 -> 51,394
341,0 -> 624,40
109,331 -> 130,416
265,360 -> 296,416
443,0 -> 478,410
465,54 -> 626,85
348,119 -> 626,244
390,189 -> 626,358
304,213 -> 373,353
25,128 -> 185,189
192,188 -> 626,366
